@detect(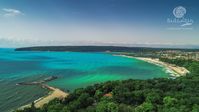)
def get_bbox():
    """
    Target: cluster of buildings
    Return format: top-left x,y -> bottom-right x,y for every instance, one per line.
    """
157,50 -> 199,61
118,50 -> 199,61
